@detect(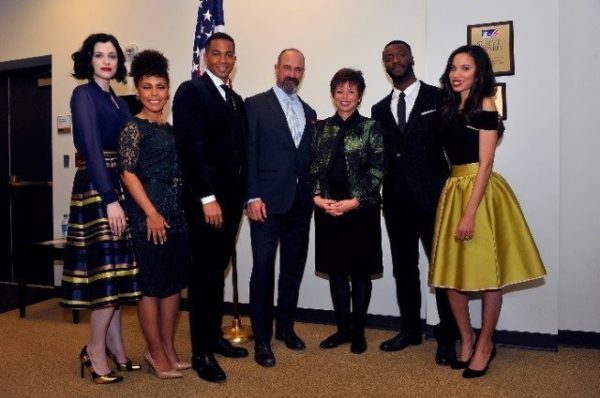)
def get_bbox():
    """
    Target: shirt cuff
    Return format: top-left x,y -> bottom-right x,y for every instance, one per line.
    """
100,190 -> 118,205
200,195 -> 216,205
247,197 -> 261,204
